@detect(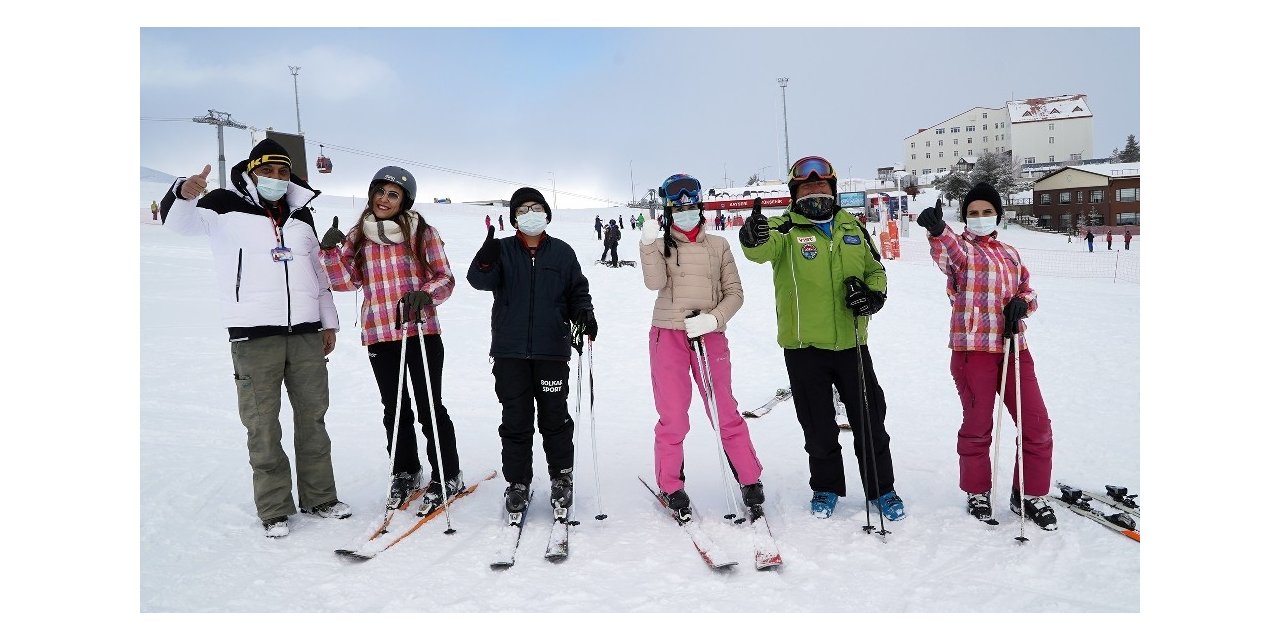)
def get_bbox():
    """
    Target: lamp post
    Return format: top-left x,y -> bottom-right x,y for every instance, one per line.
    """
758,165 -> 772,183
288,66 -> 302,134
777,77 -> 790,170
547,171 -> 558,209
